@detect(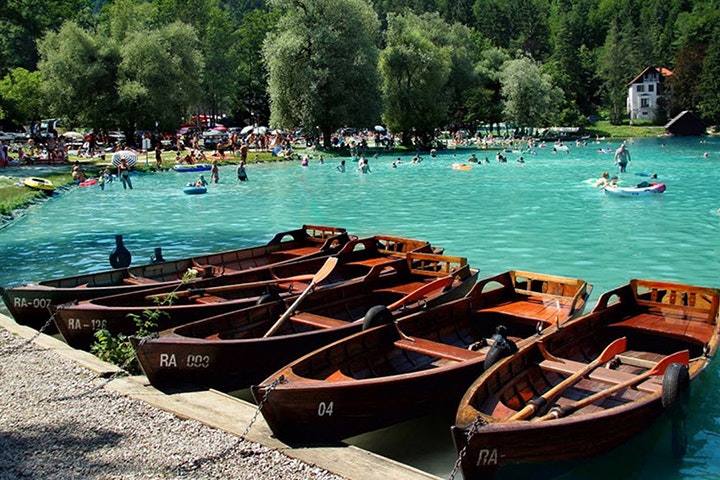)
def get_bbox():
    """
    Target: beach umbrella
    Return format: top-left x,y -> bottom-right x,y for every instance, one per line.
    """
374,125 -> 385,132
254,126 -> 268,135
240,125 -> 254,135
111,150 -> 138,167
